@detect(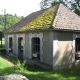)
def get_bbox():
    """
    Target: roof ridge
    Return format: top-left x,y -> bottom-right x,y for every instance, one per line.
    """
50,4 -> 60,28
52,4 -> 61,28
